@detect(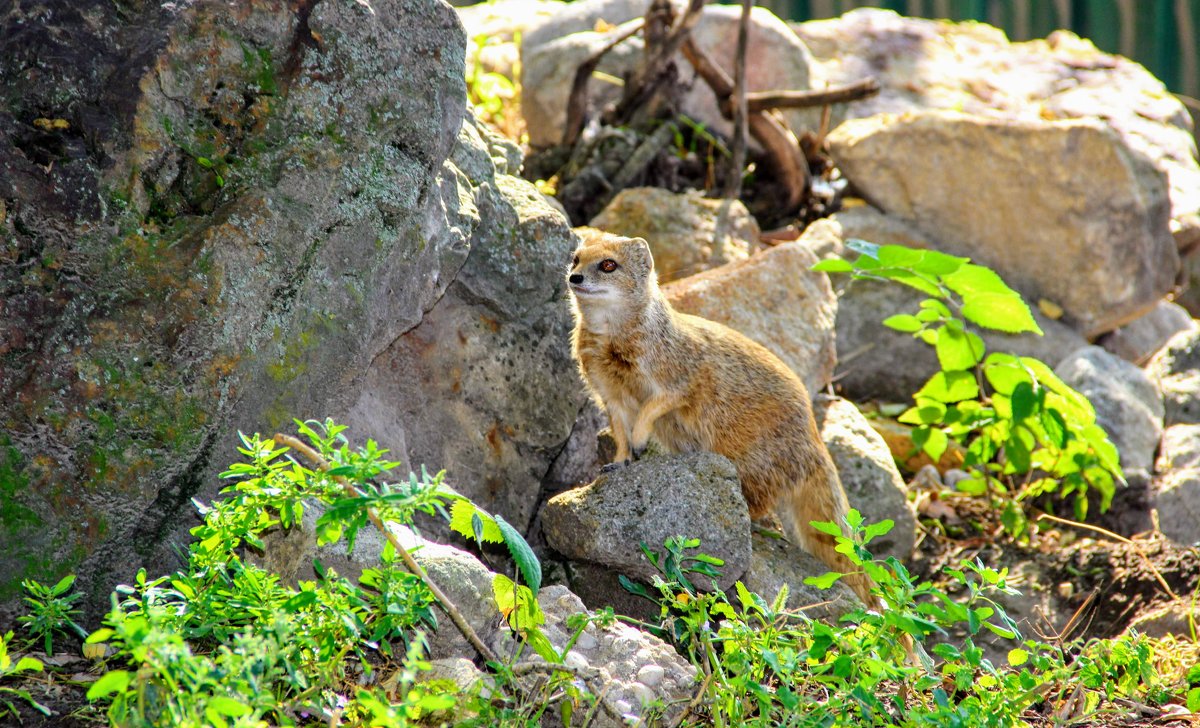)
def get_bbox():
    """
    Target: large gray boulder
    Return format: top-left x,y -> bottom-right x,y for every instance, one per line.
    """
521,0 -> 816,147
1147,328 -> 1200,427
663,242 -> 837,397
814,396 -> 916,562
799,205 -> 1088,402
541,452 -> 753,590
0,0 -> 581,618
1055,346 -> 1165,477
793,9 -> 1200,255
827,111 -> 1178,338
